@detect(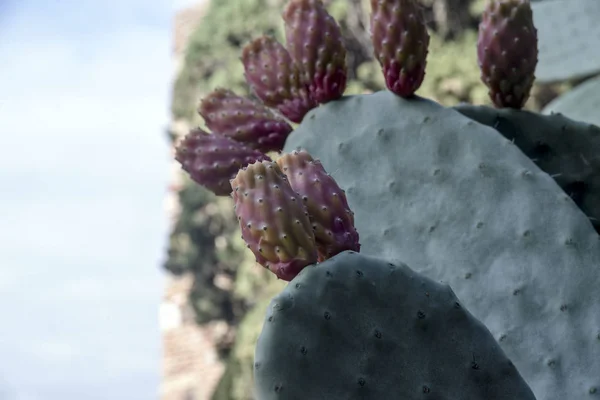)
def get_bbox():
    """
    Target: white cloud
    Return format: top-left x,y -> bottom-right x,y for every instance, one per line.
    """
0,1 -> 176,399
